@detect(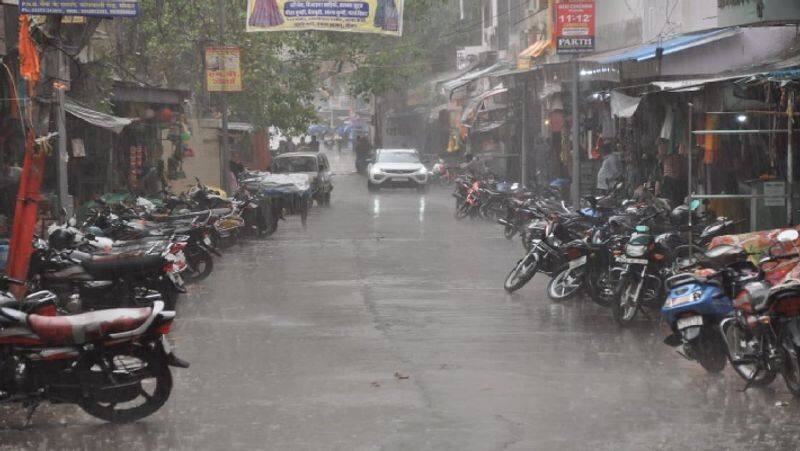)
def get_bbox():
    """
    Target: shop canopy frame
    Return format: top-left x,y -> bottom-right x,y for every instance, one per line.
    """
687,97 -> 796,232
